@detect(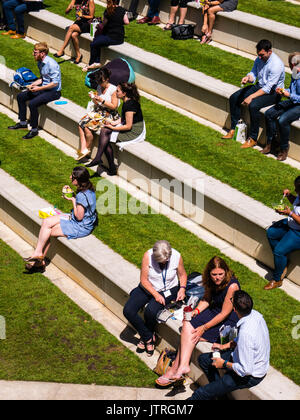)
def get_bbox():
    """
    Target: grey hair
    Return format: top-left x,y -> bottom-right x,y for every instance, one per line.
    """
291,54 -> 300,66
153,240 -> 172,263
